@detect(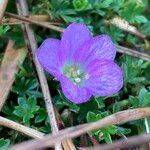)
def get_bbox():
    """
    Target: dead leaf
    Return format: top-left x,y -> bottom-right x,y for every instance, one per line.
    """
0,40 -> 27,110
